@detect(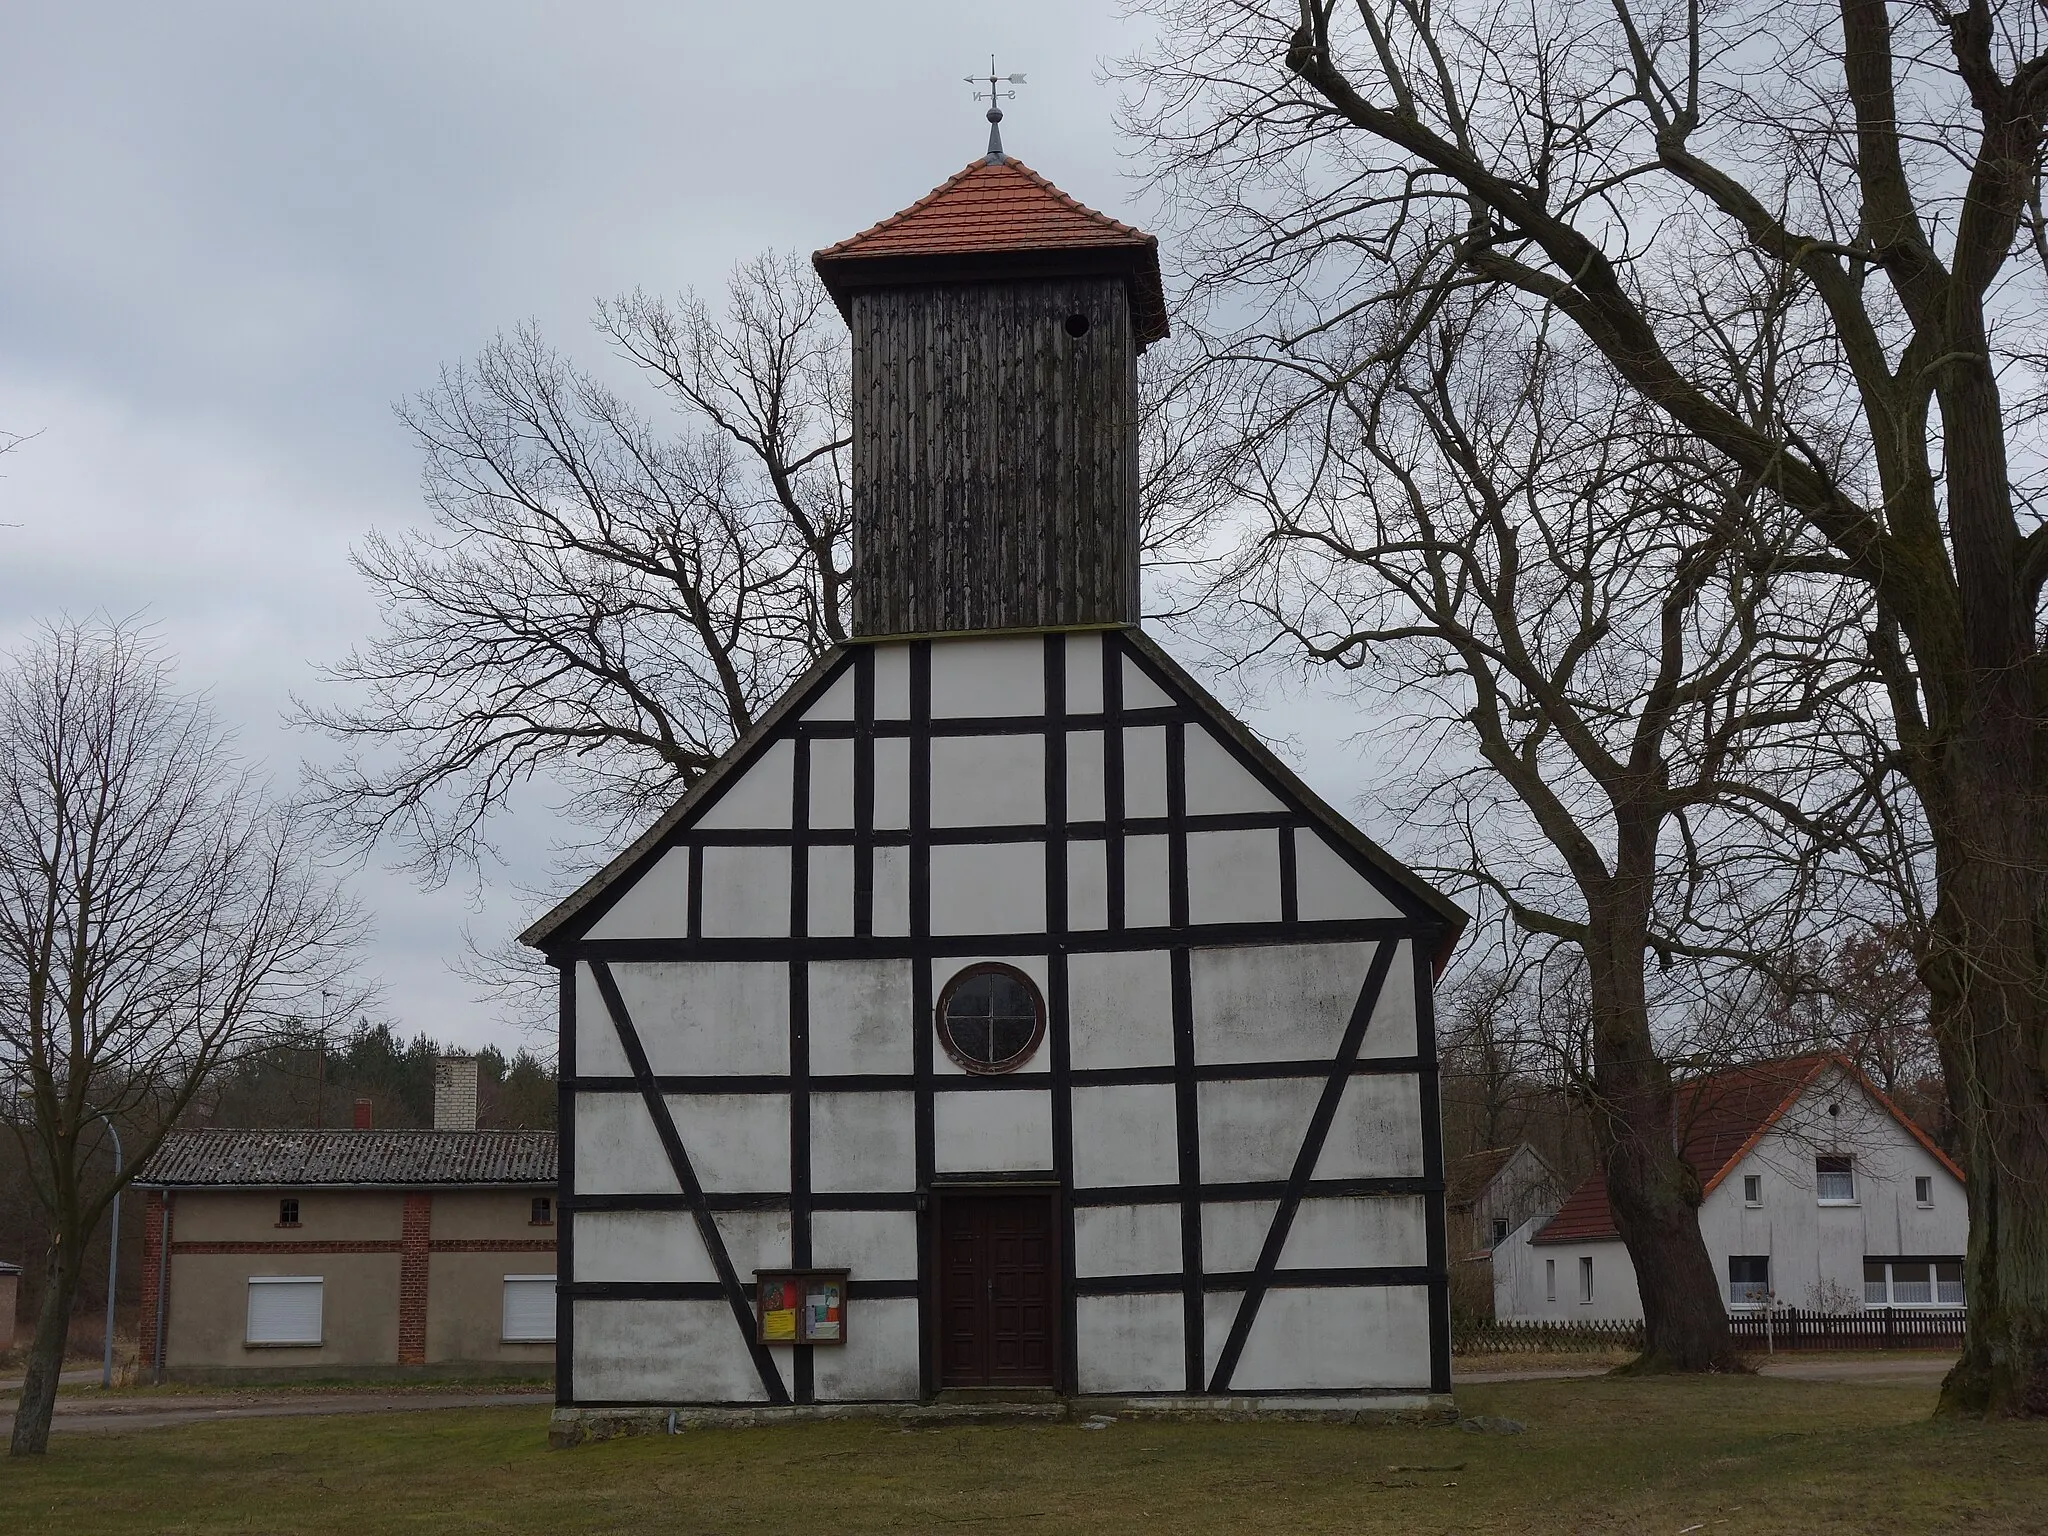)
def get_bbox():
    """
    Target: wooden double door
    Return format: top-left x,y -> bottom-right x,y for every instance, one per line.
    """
936,1189 -> 1060,1389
